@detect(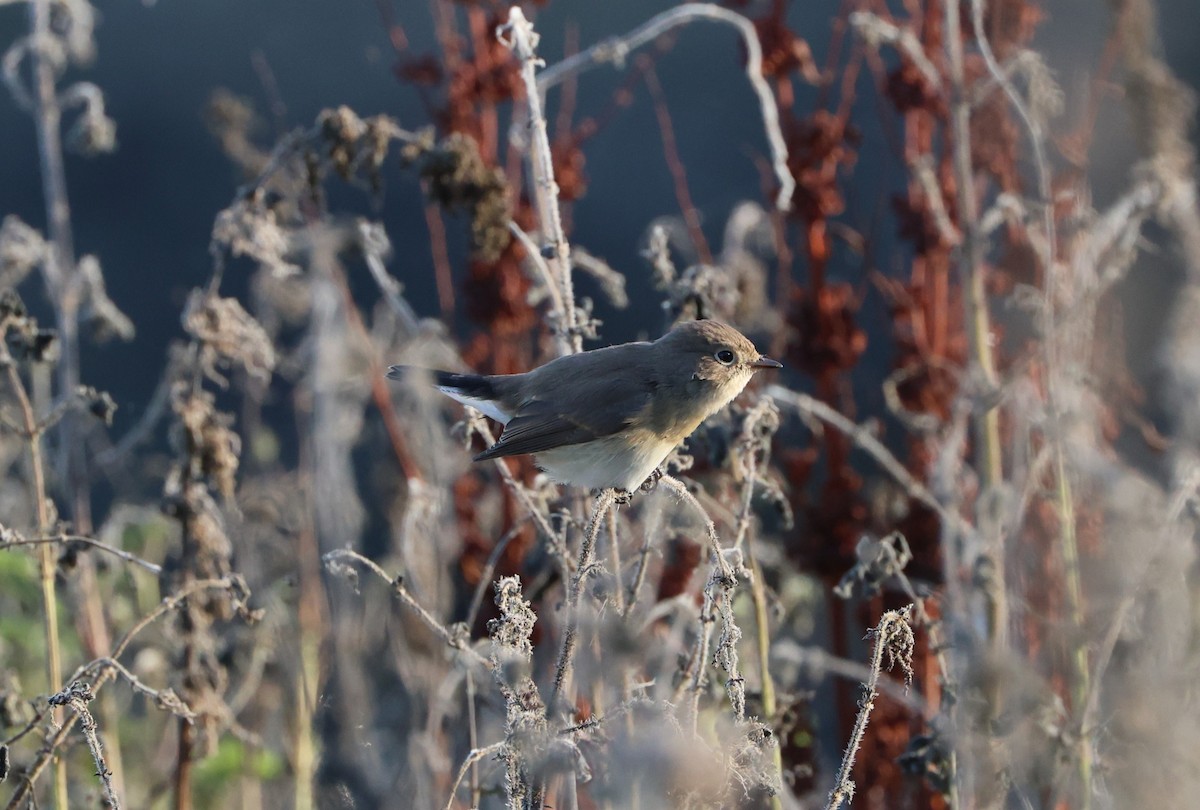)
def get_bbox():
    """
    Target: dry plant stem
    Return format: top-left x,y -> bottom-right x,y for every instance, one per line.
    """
944,44 -> 1005,651
657,475 -> 737,732
943,0 -> 1003,496
443,742 -> 506,810
26,1 -> 124,798
773,645 -> 927,715
742,520 -> 783,810
109,577 -> 242,662
642,62 -> 712,264
292,472 -> 324,810
549,489 -> 618,717
331,265 -> 423,481
173,402 -> 201,810
5,577 -> 238,810
499,8 -> 580,356
63,690 -> 120,810
81,658 -> 195,722
27,0 -> 73,311
823,610 -> 913,810
465,521 -> 527,630
604,505 -> 641,809
474,420 -> 571,571
27,0 -> 85,508
731,416 -> 783,806
605,507 -> 625,615
1054,457 -> 1090,796
847,12 -> 941,91
3,7 -> 81,782
23,21 -> 85,799
0,532 -> 163,574
322,549 -> 493,671
767,386 -> 969,536
466,669 -> 481,807
659,475 -> 734,582
626,541 -> 653,615
1,360 -> 65,809
970,1 -> 1090,796
421,190 -> 456,321
681,582 -> 719,735
536,2 -> 794,211
510,222 -> 567,322
944,0 -> 1010,684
